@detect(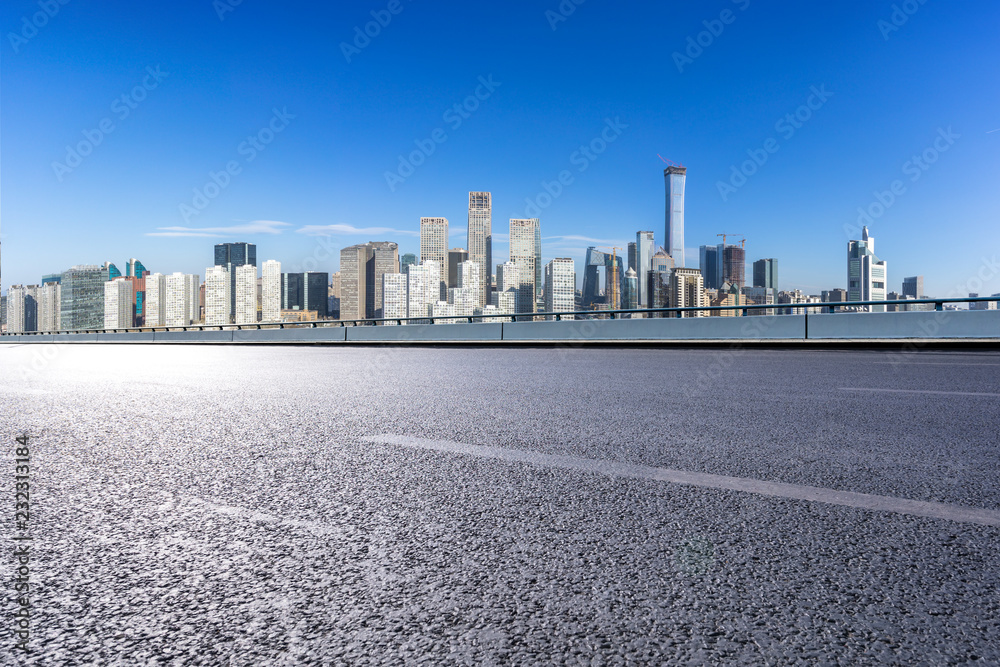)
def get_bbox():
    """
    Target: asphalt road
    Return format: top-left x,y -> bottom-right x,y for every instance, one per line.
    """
1,344 -> 999,664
